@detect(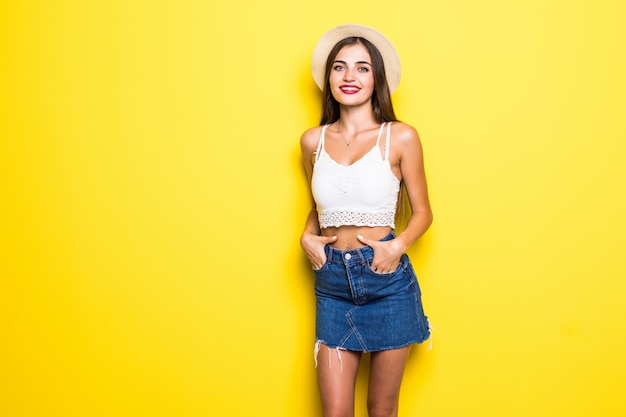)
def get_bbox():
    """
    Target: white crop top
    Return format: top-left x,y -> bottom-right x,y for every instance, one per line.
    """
311,122 -> 401,229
